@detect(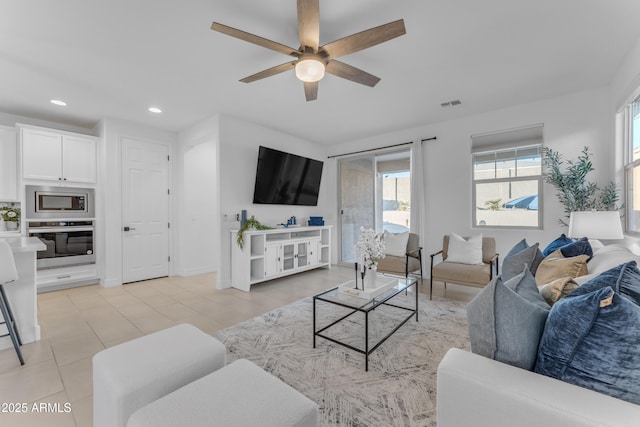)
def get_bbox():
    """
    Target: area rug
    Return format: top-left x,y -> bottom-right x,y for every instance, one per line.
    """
214,292 -> 470,427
